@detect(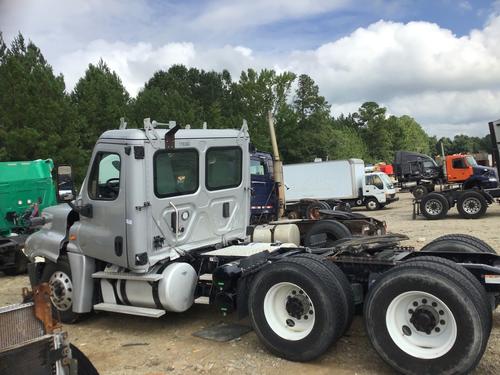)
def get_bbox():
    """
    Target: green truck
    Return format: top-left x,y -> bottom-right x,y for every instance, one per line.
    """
0,159 -> 57,275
